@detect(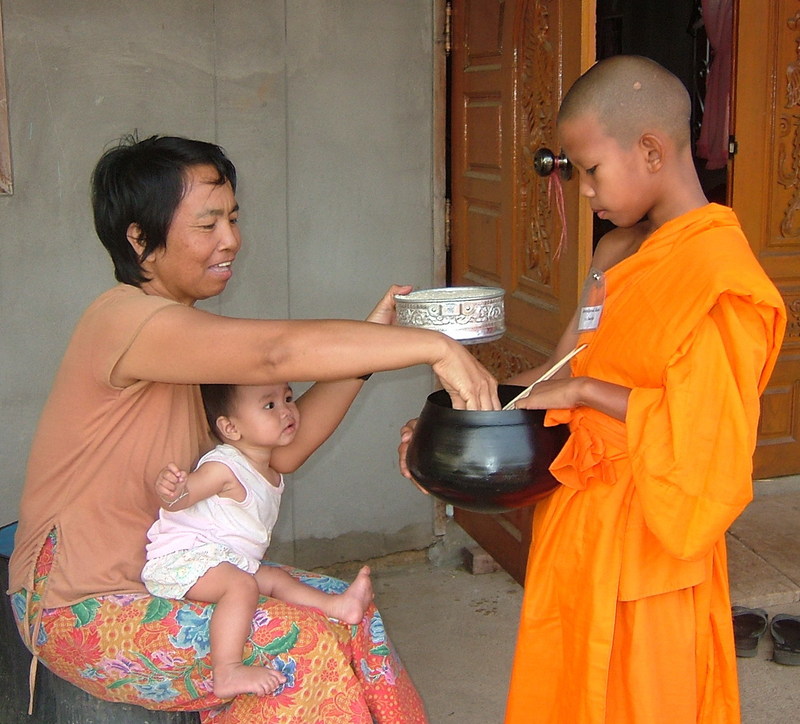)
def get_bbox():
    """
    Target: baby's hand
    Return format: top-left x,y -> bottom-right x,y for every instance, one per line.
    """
155,463 -> 189,507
